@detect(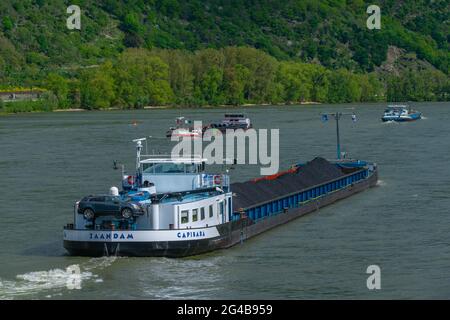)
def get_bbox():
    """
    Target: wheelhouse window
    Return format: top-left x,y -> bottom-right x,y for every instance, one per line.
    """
156,163 -> 185,174
143,162 -> 199,174
192,209 -> 198,222
209,205 -> 214,218
200,207 -> 205,220
180,210 -> 189,224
